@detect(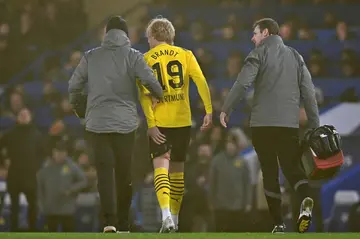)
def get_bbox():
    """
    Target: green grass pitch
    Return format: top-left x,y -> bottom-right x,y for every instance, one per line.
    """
1,233 -> 360,239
